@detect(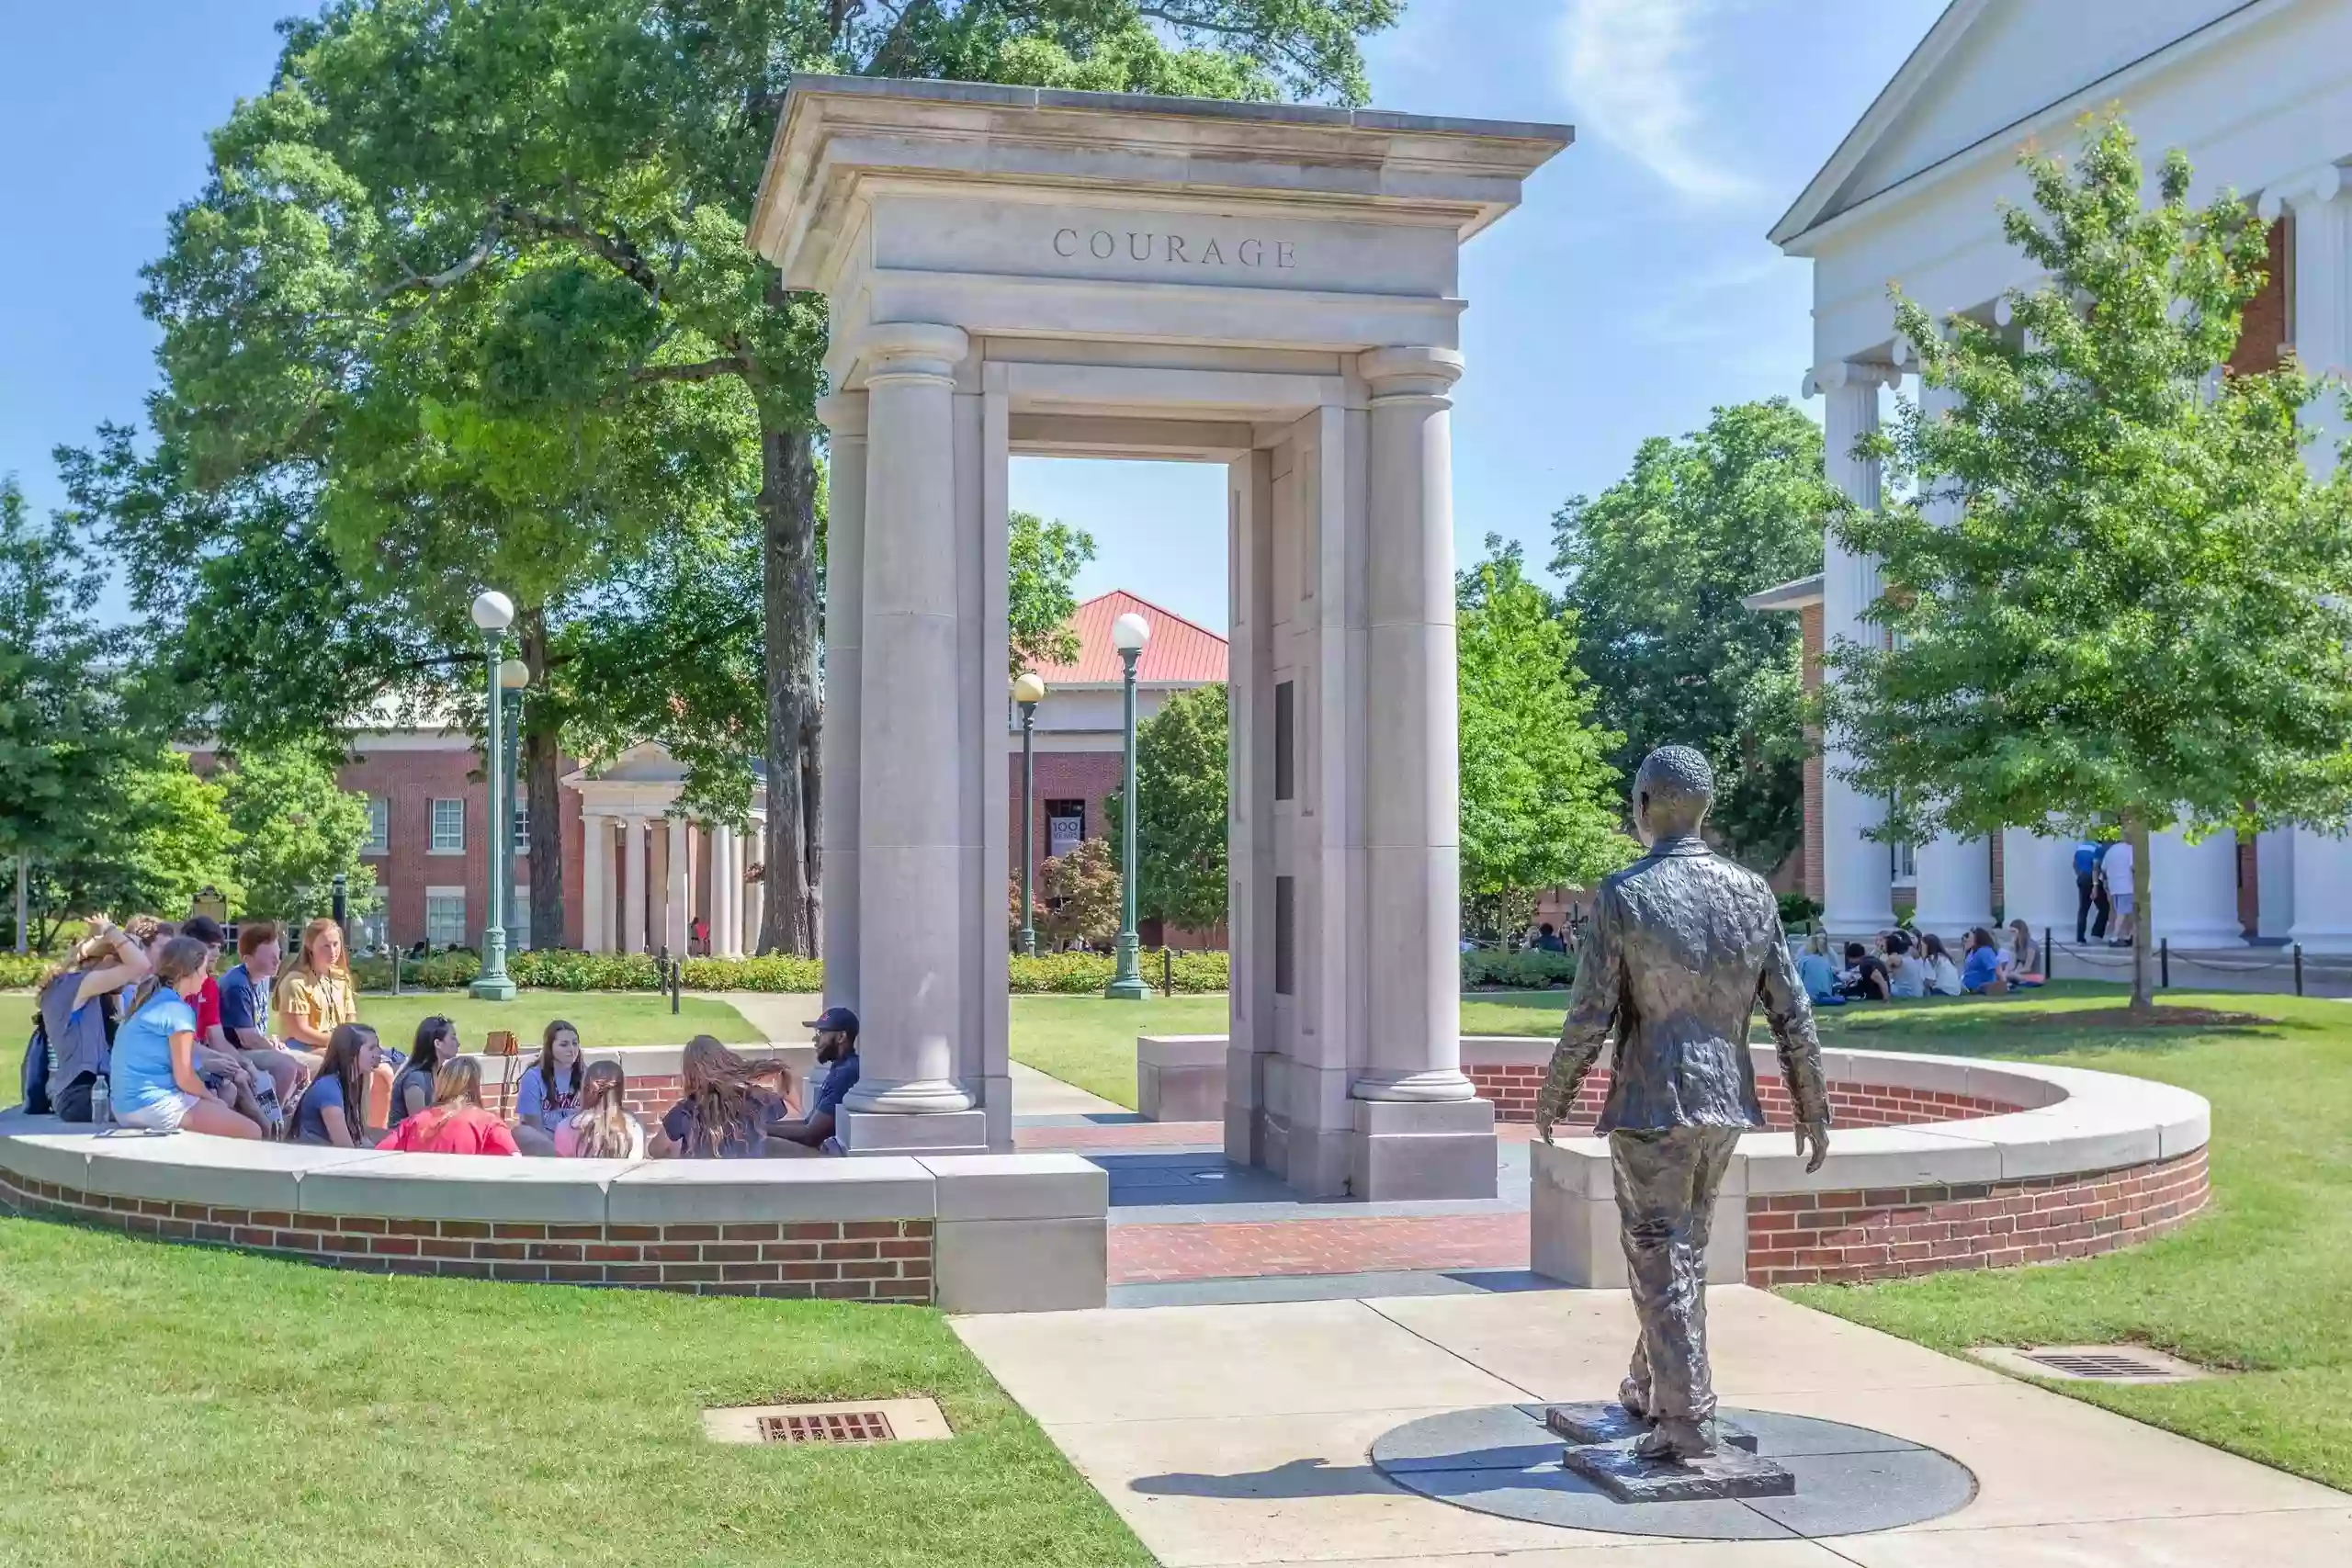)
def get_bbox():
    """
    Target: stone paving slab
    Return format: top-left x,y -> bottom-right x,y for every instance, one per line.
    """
952,1285 -> 2349,1568
1111,1213 -> 1529,1283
